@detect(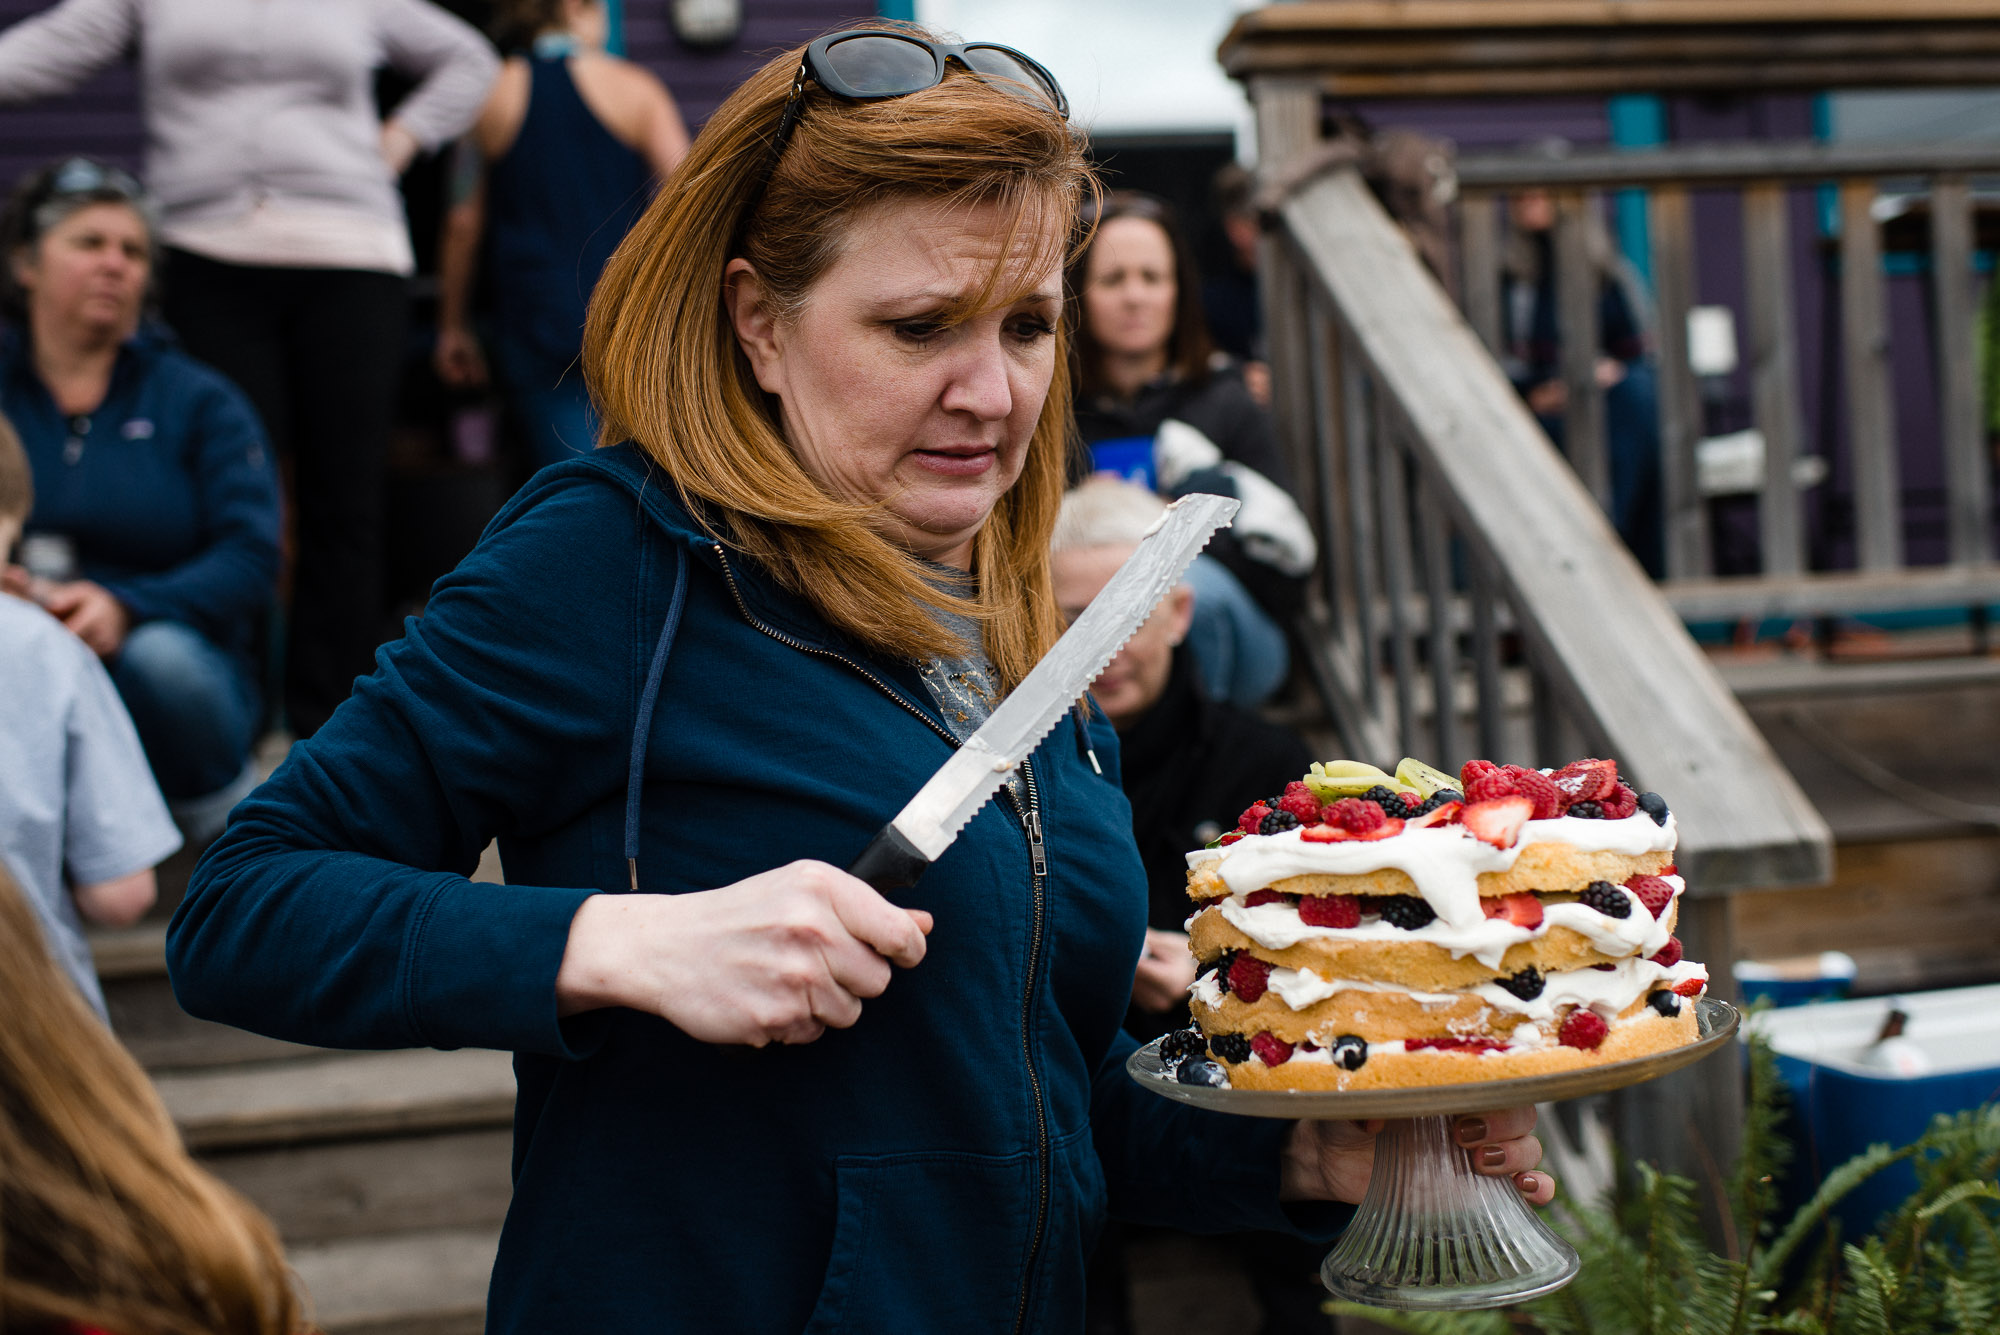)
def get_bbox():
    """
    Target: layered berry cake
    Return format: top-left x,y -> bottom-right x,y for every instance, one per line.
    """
1160,757 -> 1710,1092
